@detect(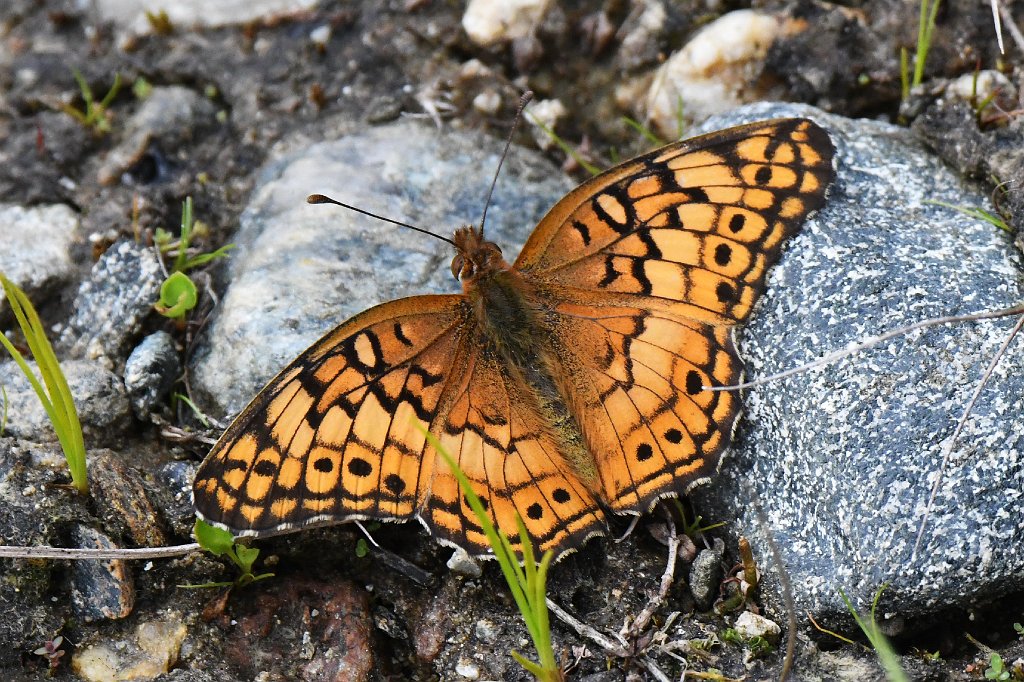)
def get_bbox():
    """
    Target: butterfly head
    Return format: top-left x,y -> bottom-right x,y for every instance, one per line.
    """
451,225 -> 507,283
